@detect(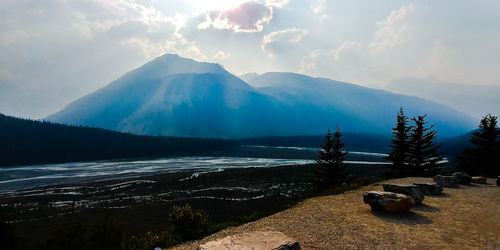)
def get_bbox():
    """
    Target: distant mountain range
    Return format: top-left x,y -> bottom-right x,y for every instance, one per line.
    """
47,54 -> 476,138
385,77 -> 500,119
